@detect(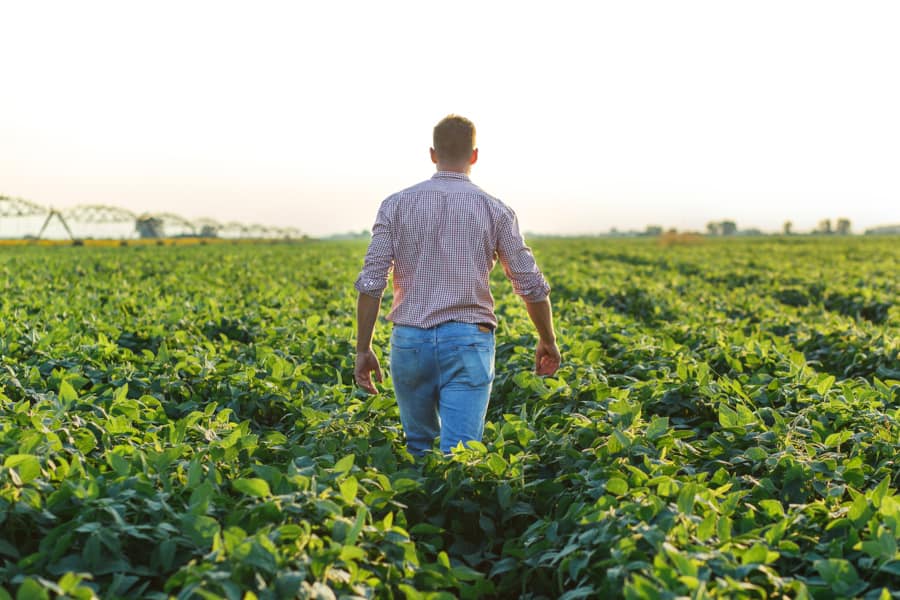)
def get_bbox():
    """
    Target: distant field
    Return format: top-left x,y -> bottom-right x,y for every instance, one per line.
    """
1,237 -> 898,598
